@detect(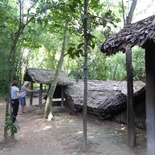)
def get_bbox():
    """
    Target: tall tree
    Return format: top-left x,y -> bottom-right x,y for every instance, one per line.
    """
44,20 -> 68,119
